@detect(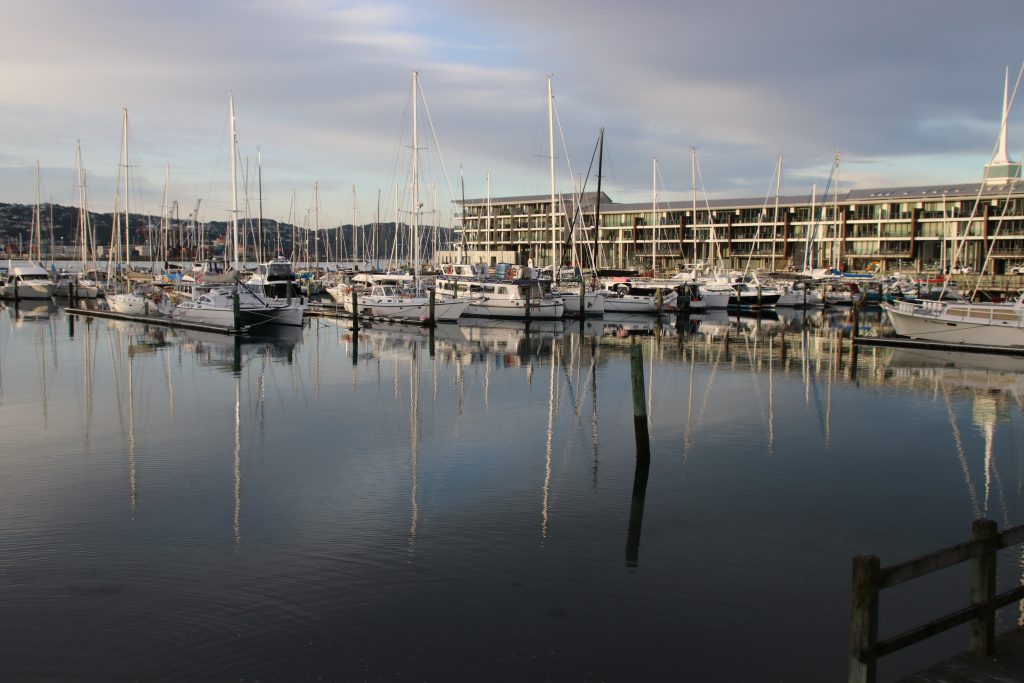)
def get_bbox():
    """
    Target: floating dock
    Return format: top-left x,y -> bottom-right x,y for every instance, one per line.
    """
853,335 -> 1024,357
65,307 -> 247,335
